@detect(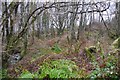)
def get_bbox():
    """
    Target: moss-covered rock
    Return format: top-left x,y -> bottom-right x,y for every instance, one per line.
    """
112,37 -> 120,49
84,46 -> 97,61
85,46 -> 97,54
